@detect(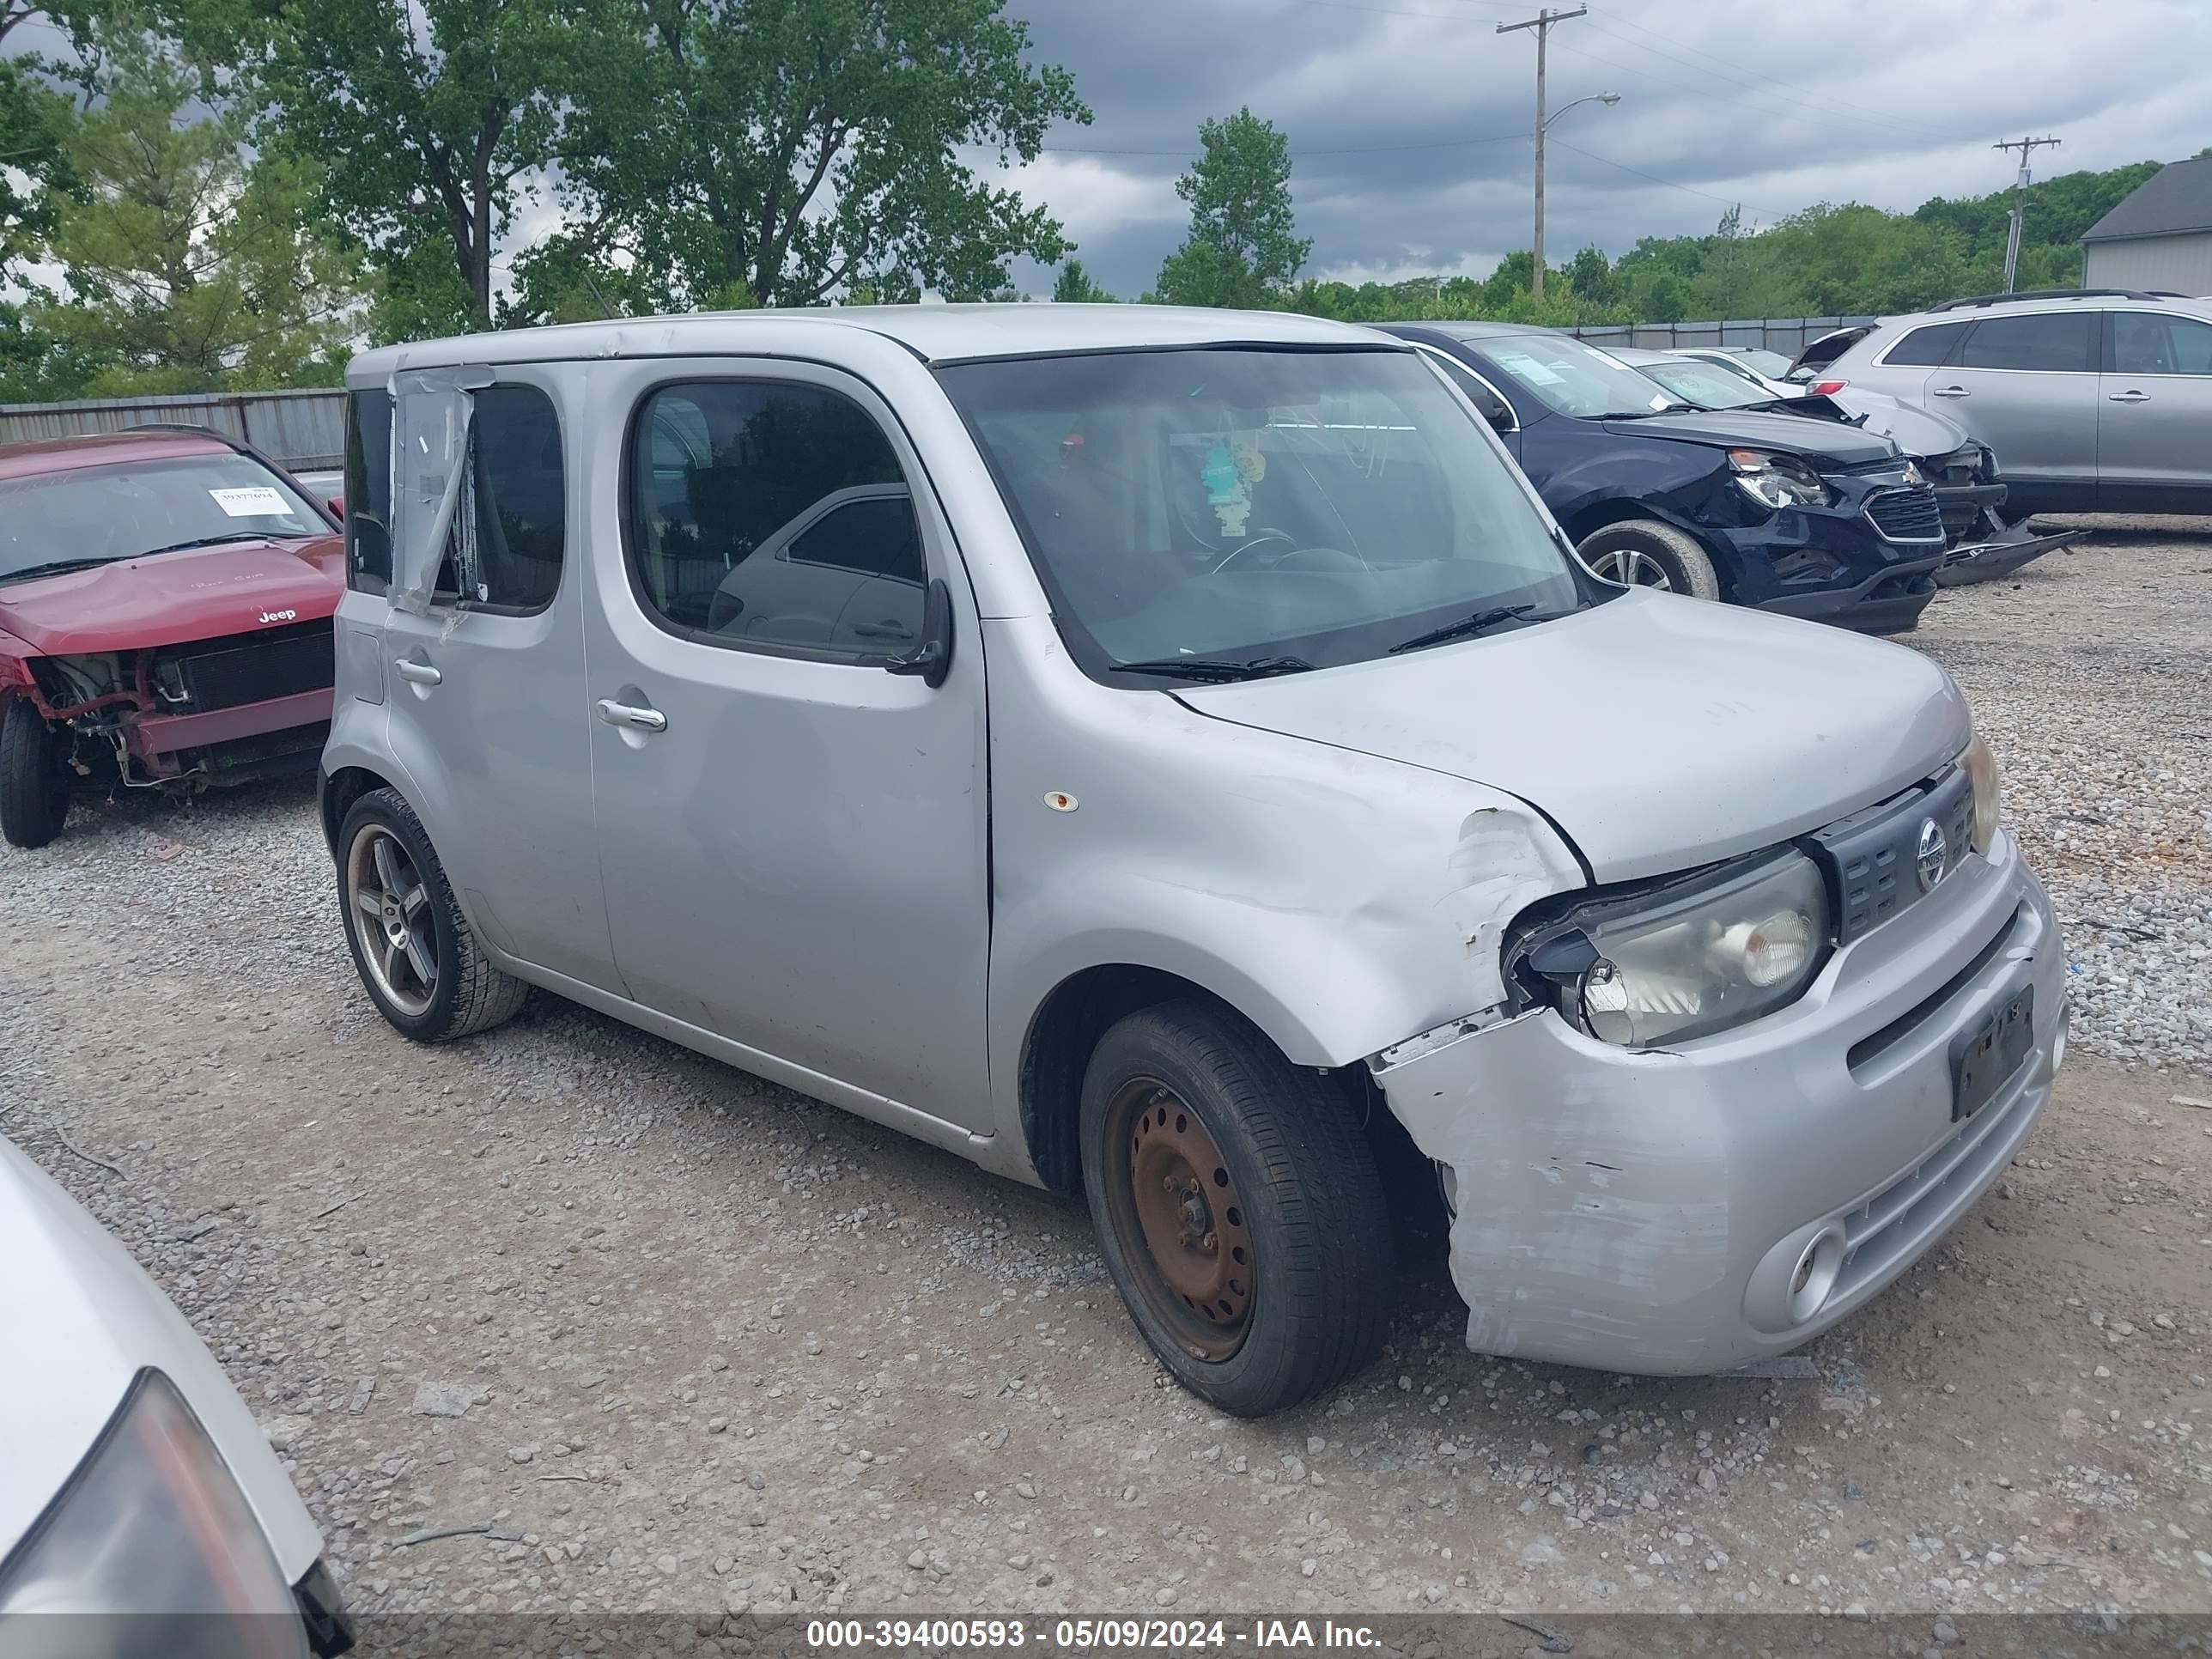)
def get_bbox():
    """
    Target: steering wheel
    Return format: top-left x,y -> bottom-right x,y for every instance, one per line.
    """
1208,533 -> 1368,575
